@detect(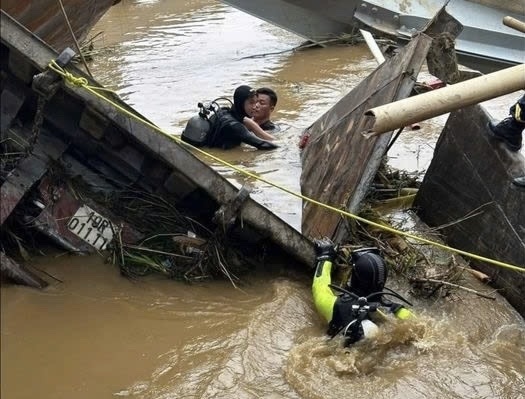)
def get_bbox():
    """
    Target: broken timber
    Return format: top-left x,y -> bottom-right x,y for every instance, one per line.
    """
0,252 -> 48,288
0,11 -> 314,286
300,33 -> 432,241
414,105 -> 525,316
